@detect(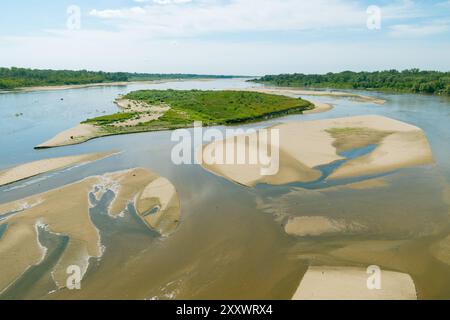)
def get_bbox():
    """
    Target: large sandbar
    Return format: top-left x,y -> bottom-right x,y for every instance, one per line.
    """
198,115 -> 433,187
